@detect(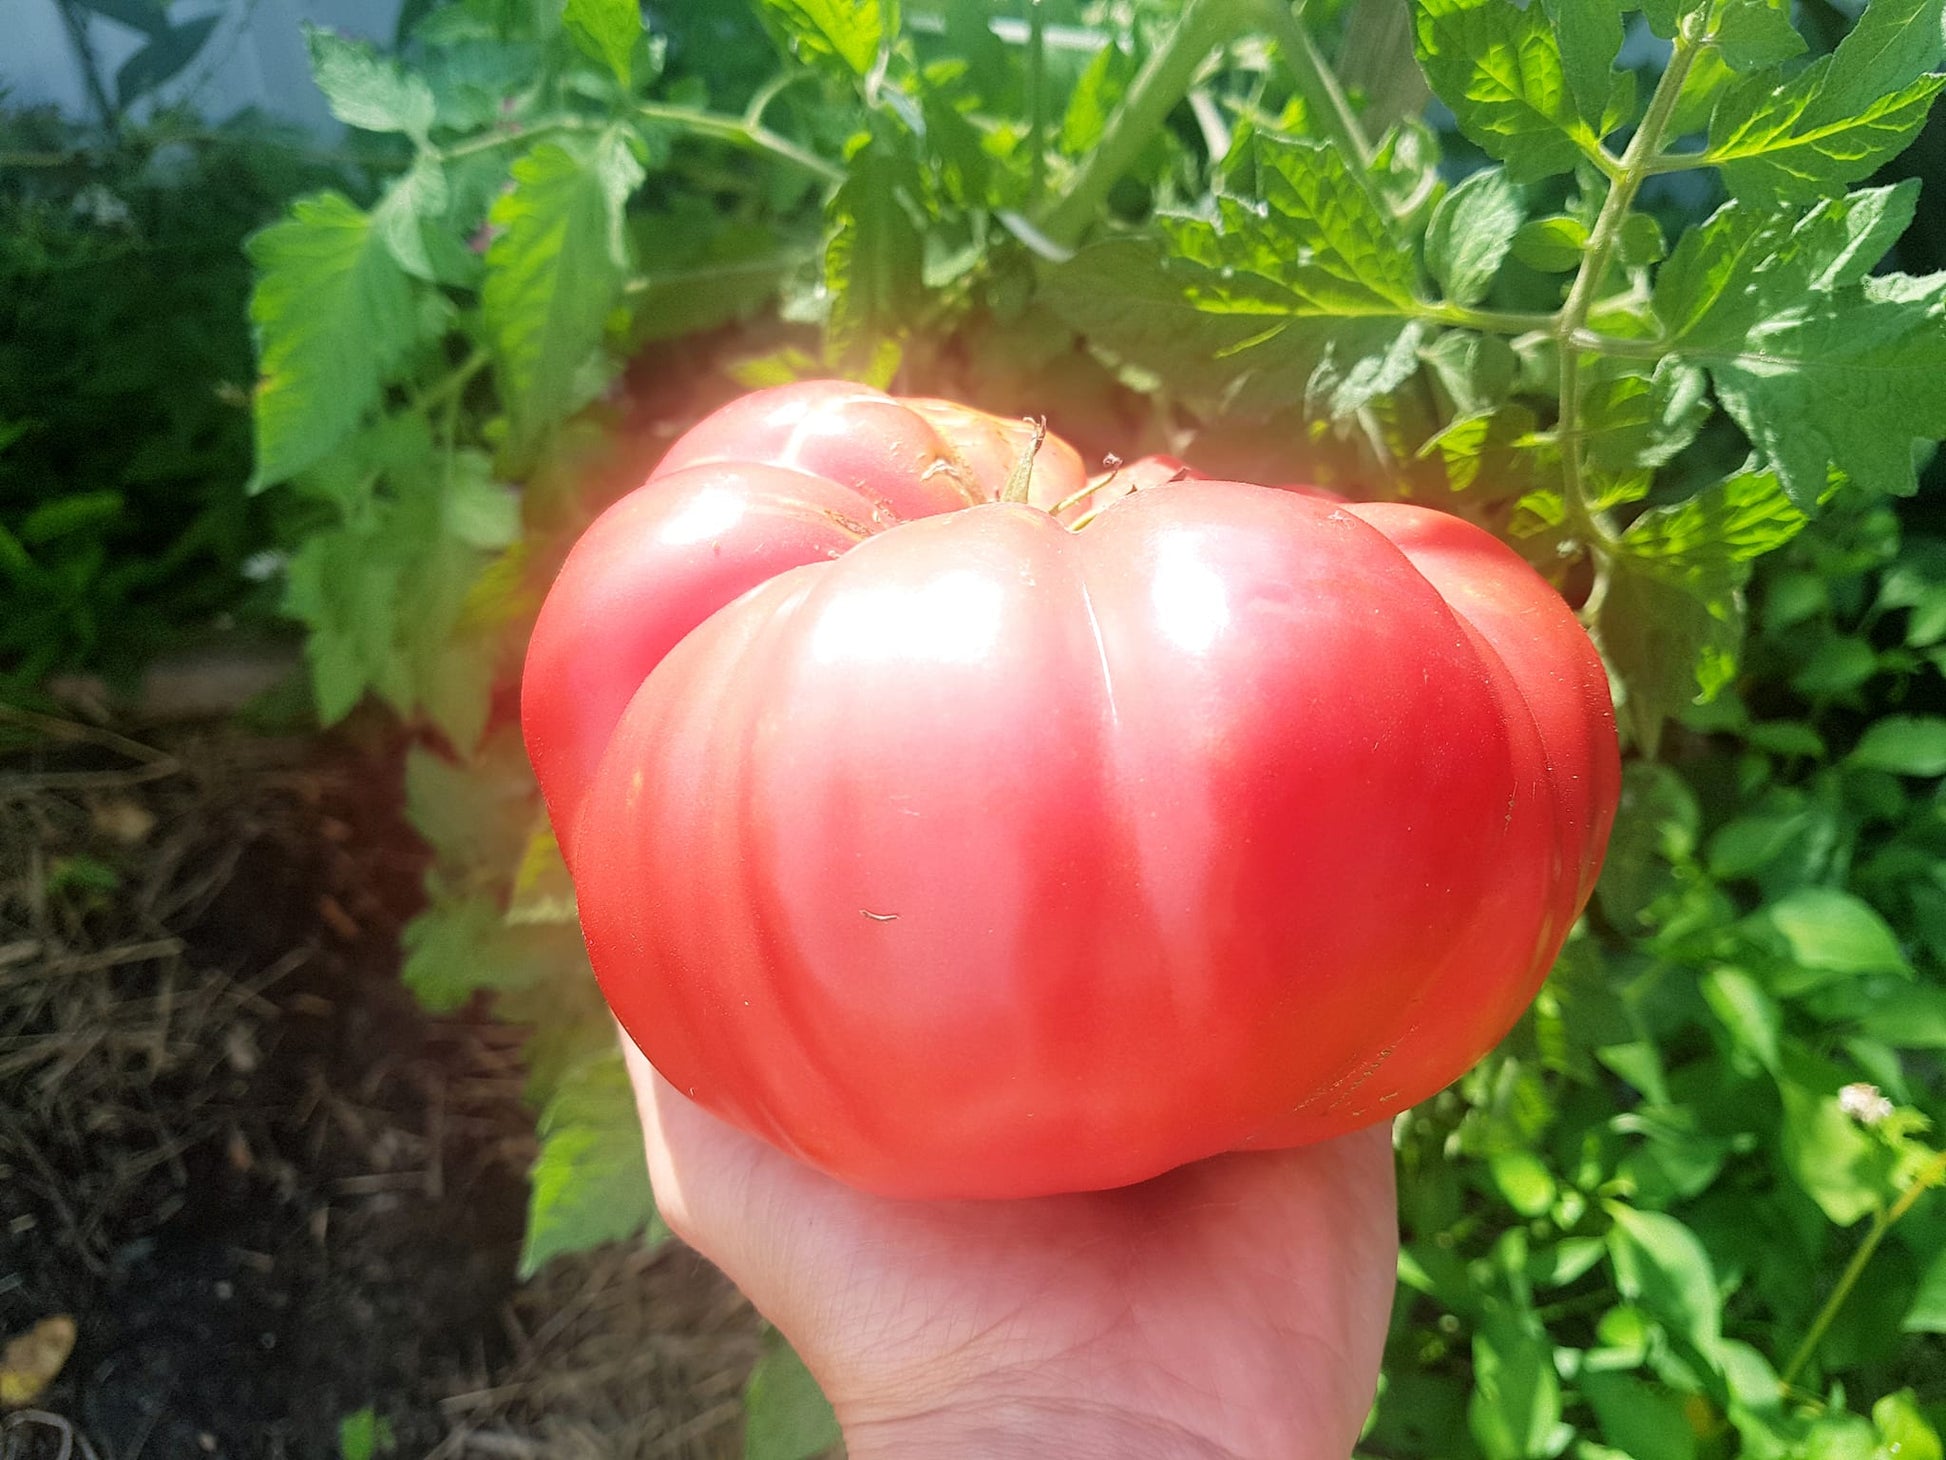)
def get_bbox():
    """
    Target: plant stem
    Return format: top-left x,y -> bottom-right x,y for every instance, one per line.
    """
411,348 -> 491,419
1249,0 -> 1376,173
1027,0 -> 1049,199
634,103 -> 845,184
1426,304 -> 1560,335
437,107 -> 842,185
1552,15 -> 1700,551
1779,1147 -> 1946,1393
1033,0 -> 1246,249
